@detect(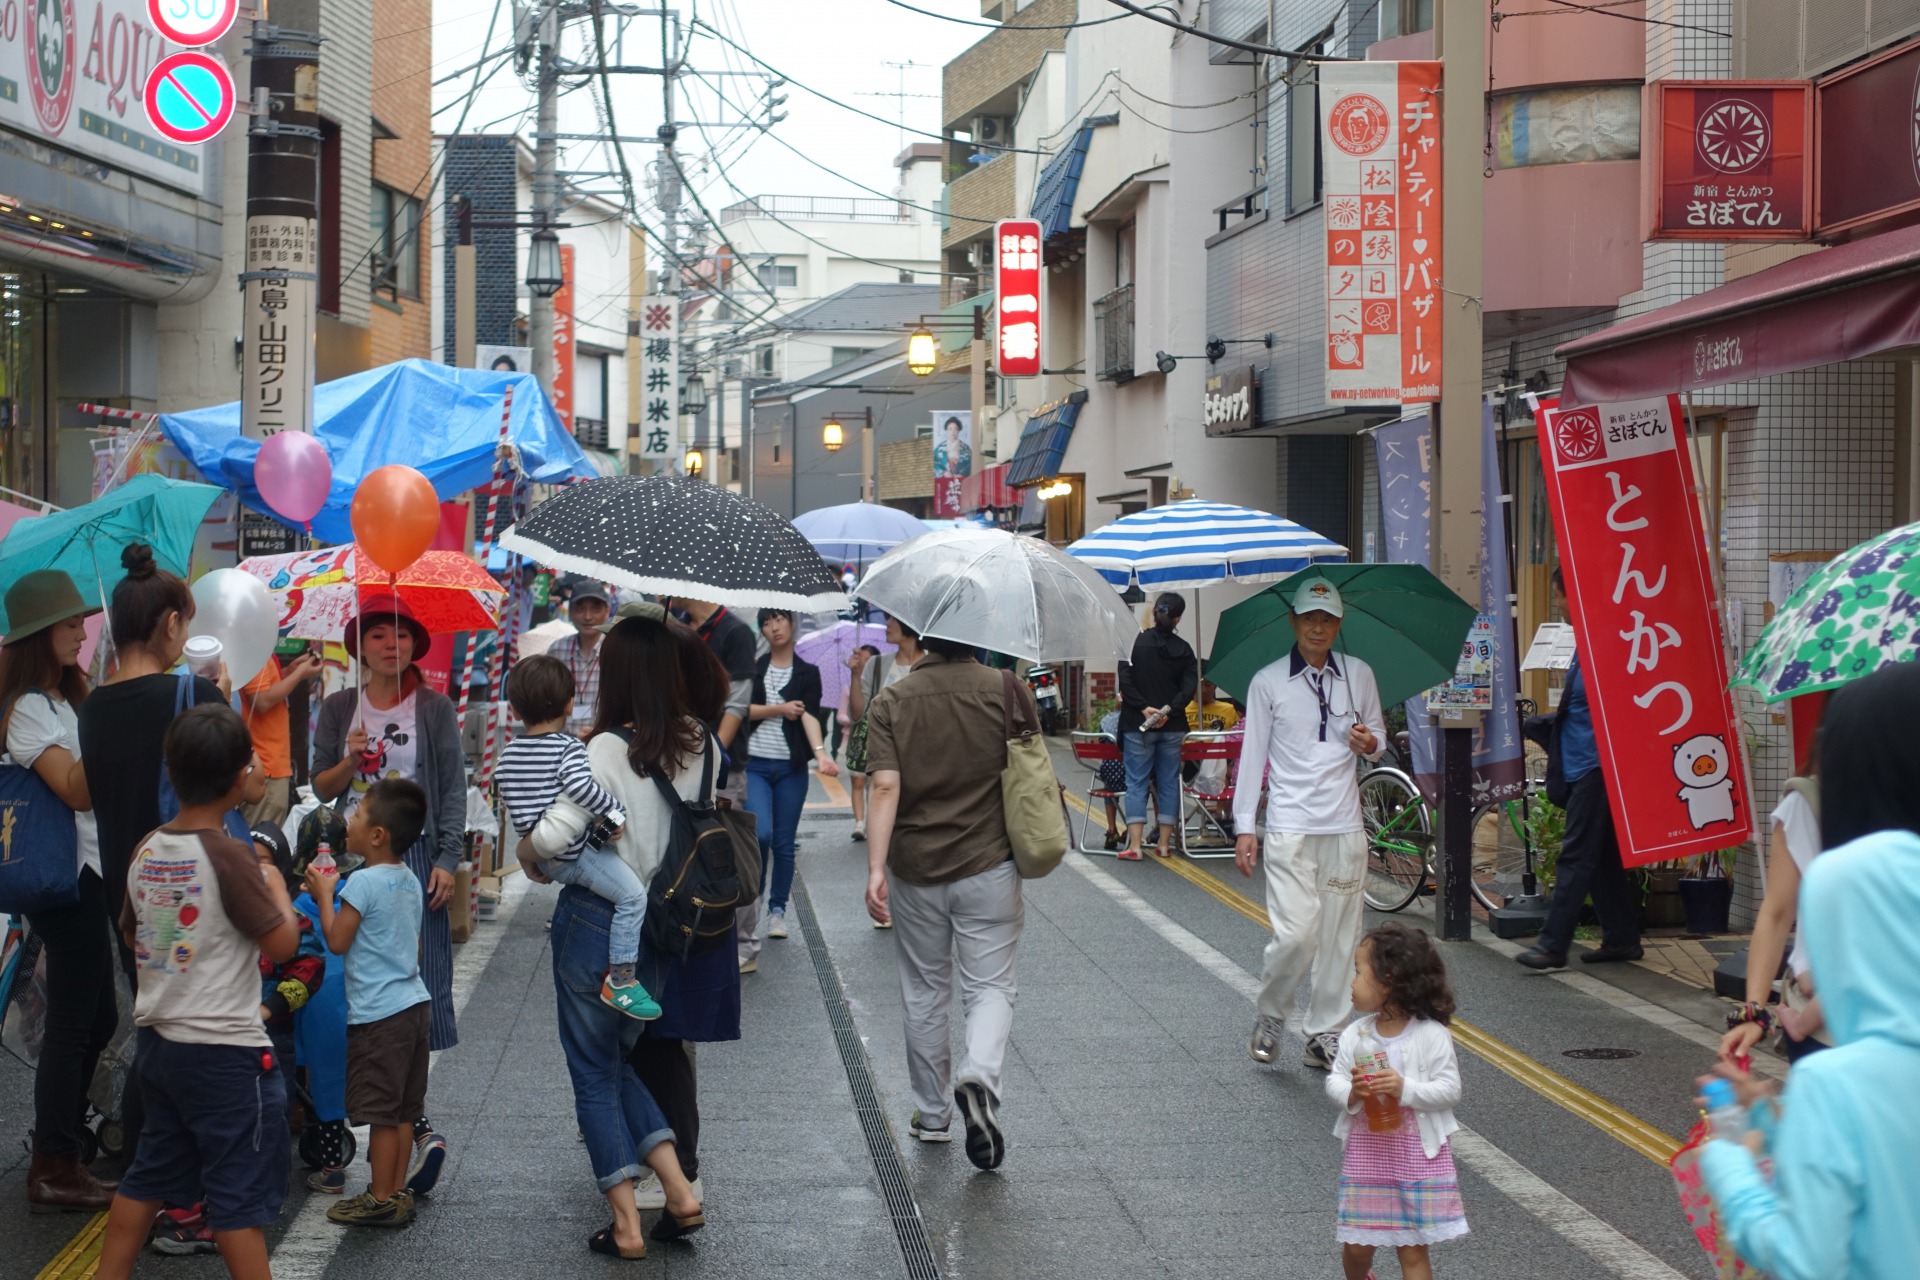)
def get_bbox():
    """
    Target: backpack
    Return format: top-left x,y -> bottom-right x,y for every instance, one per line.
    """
156,674 -> 253,843
614,733 -> 754,959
